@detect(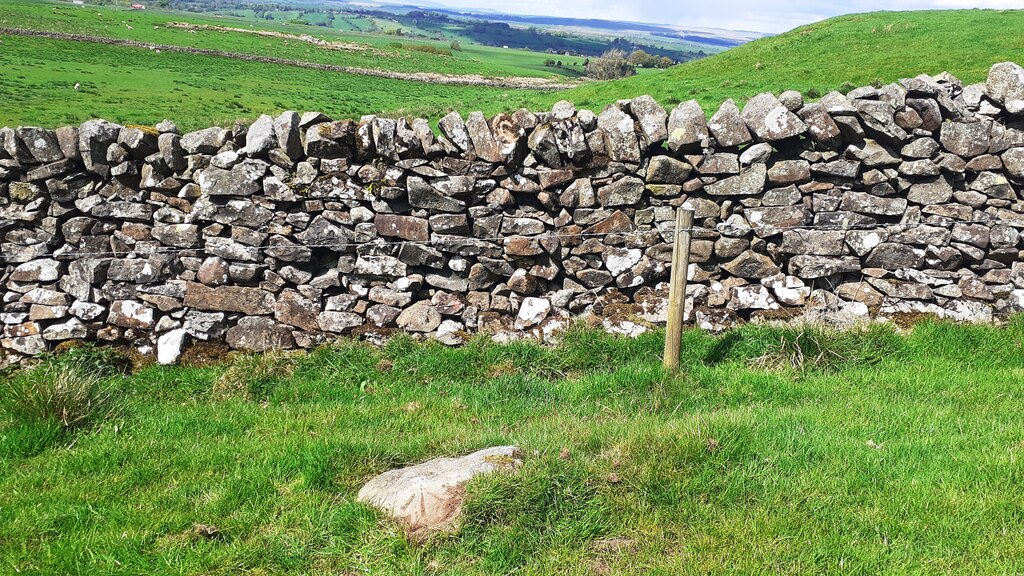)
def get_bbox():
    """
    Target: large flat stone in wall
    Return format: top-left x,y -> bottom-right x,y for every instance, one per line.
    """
374,215 -> 429,242
722,250 -> 780,278
864,243 -> 925,270
704,164 -> 766,196
781,230 -> 846,255
107,300 -> 156,330
740,92 -> 807,141
746,205 -> 809,233
197,160 -> 266,196
839,192 -> 907,216
907,177 -> 953,204
597,106 -> 641,162
667,100 -> 708,153
225,317 -> 295,351
598,176 -> 645,206
987,62 -> 1024,106
708,98 -> 752,148
940,120 -> 991,157
183,283 -> 275,315
788,255 -> 861,278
